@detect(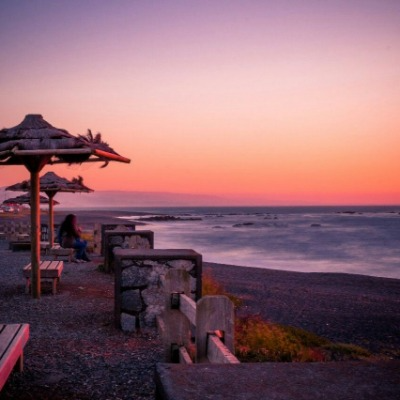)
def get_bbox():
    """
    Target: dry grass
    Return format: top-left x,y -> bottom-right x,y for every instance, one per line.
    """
202,270 -> 371,363
202,270 -> 243,308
